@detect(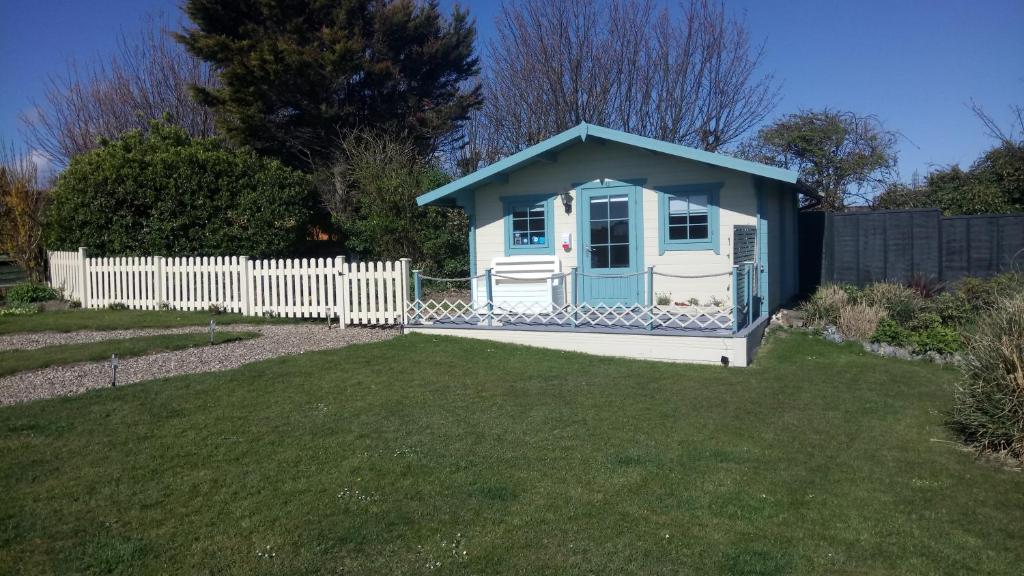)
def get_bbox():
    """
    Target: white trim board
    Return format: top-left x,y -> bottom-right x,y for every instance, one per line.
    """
406,317 -> 768,367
